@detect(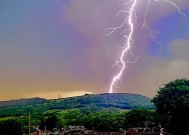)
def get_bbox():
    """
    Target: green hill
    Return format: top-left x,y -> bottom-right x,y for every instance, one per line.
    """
0,97 -> 46,108
49,93 -> 154,109
0,93 -> 155,117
